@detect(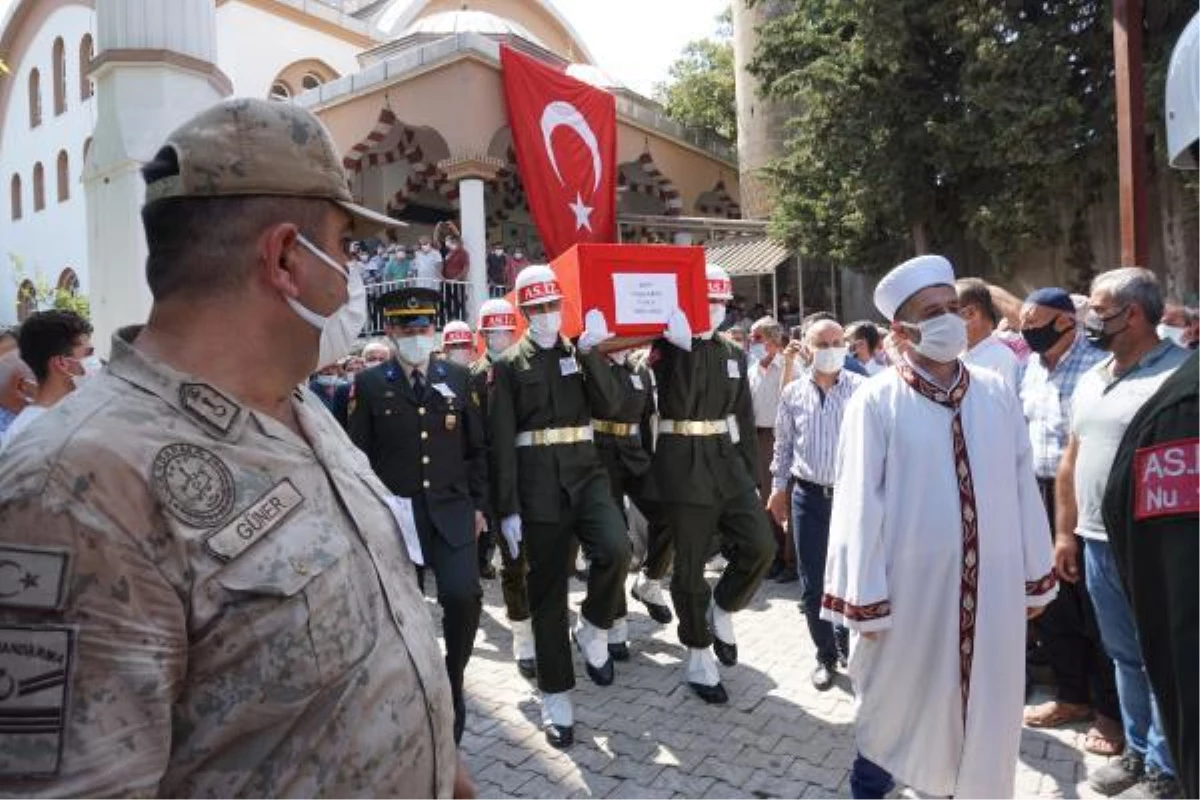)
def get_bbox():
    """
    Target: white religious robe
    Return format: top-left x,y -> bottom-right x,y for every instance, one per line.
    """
822,363 -> 1056,798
